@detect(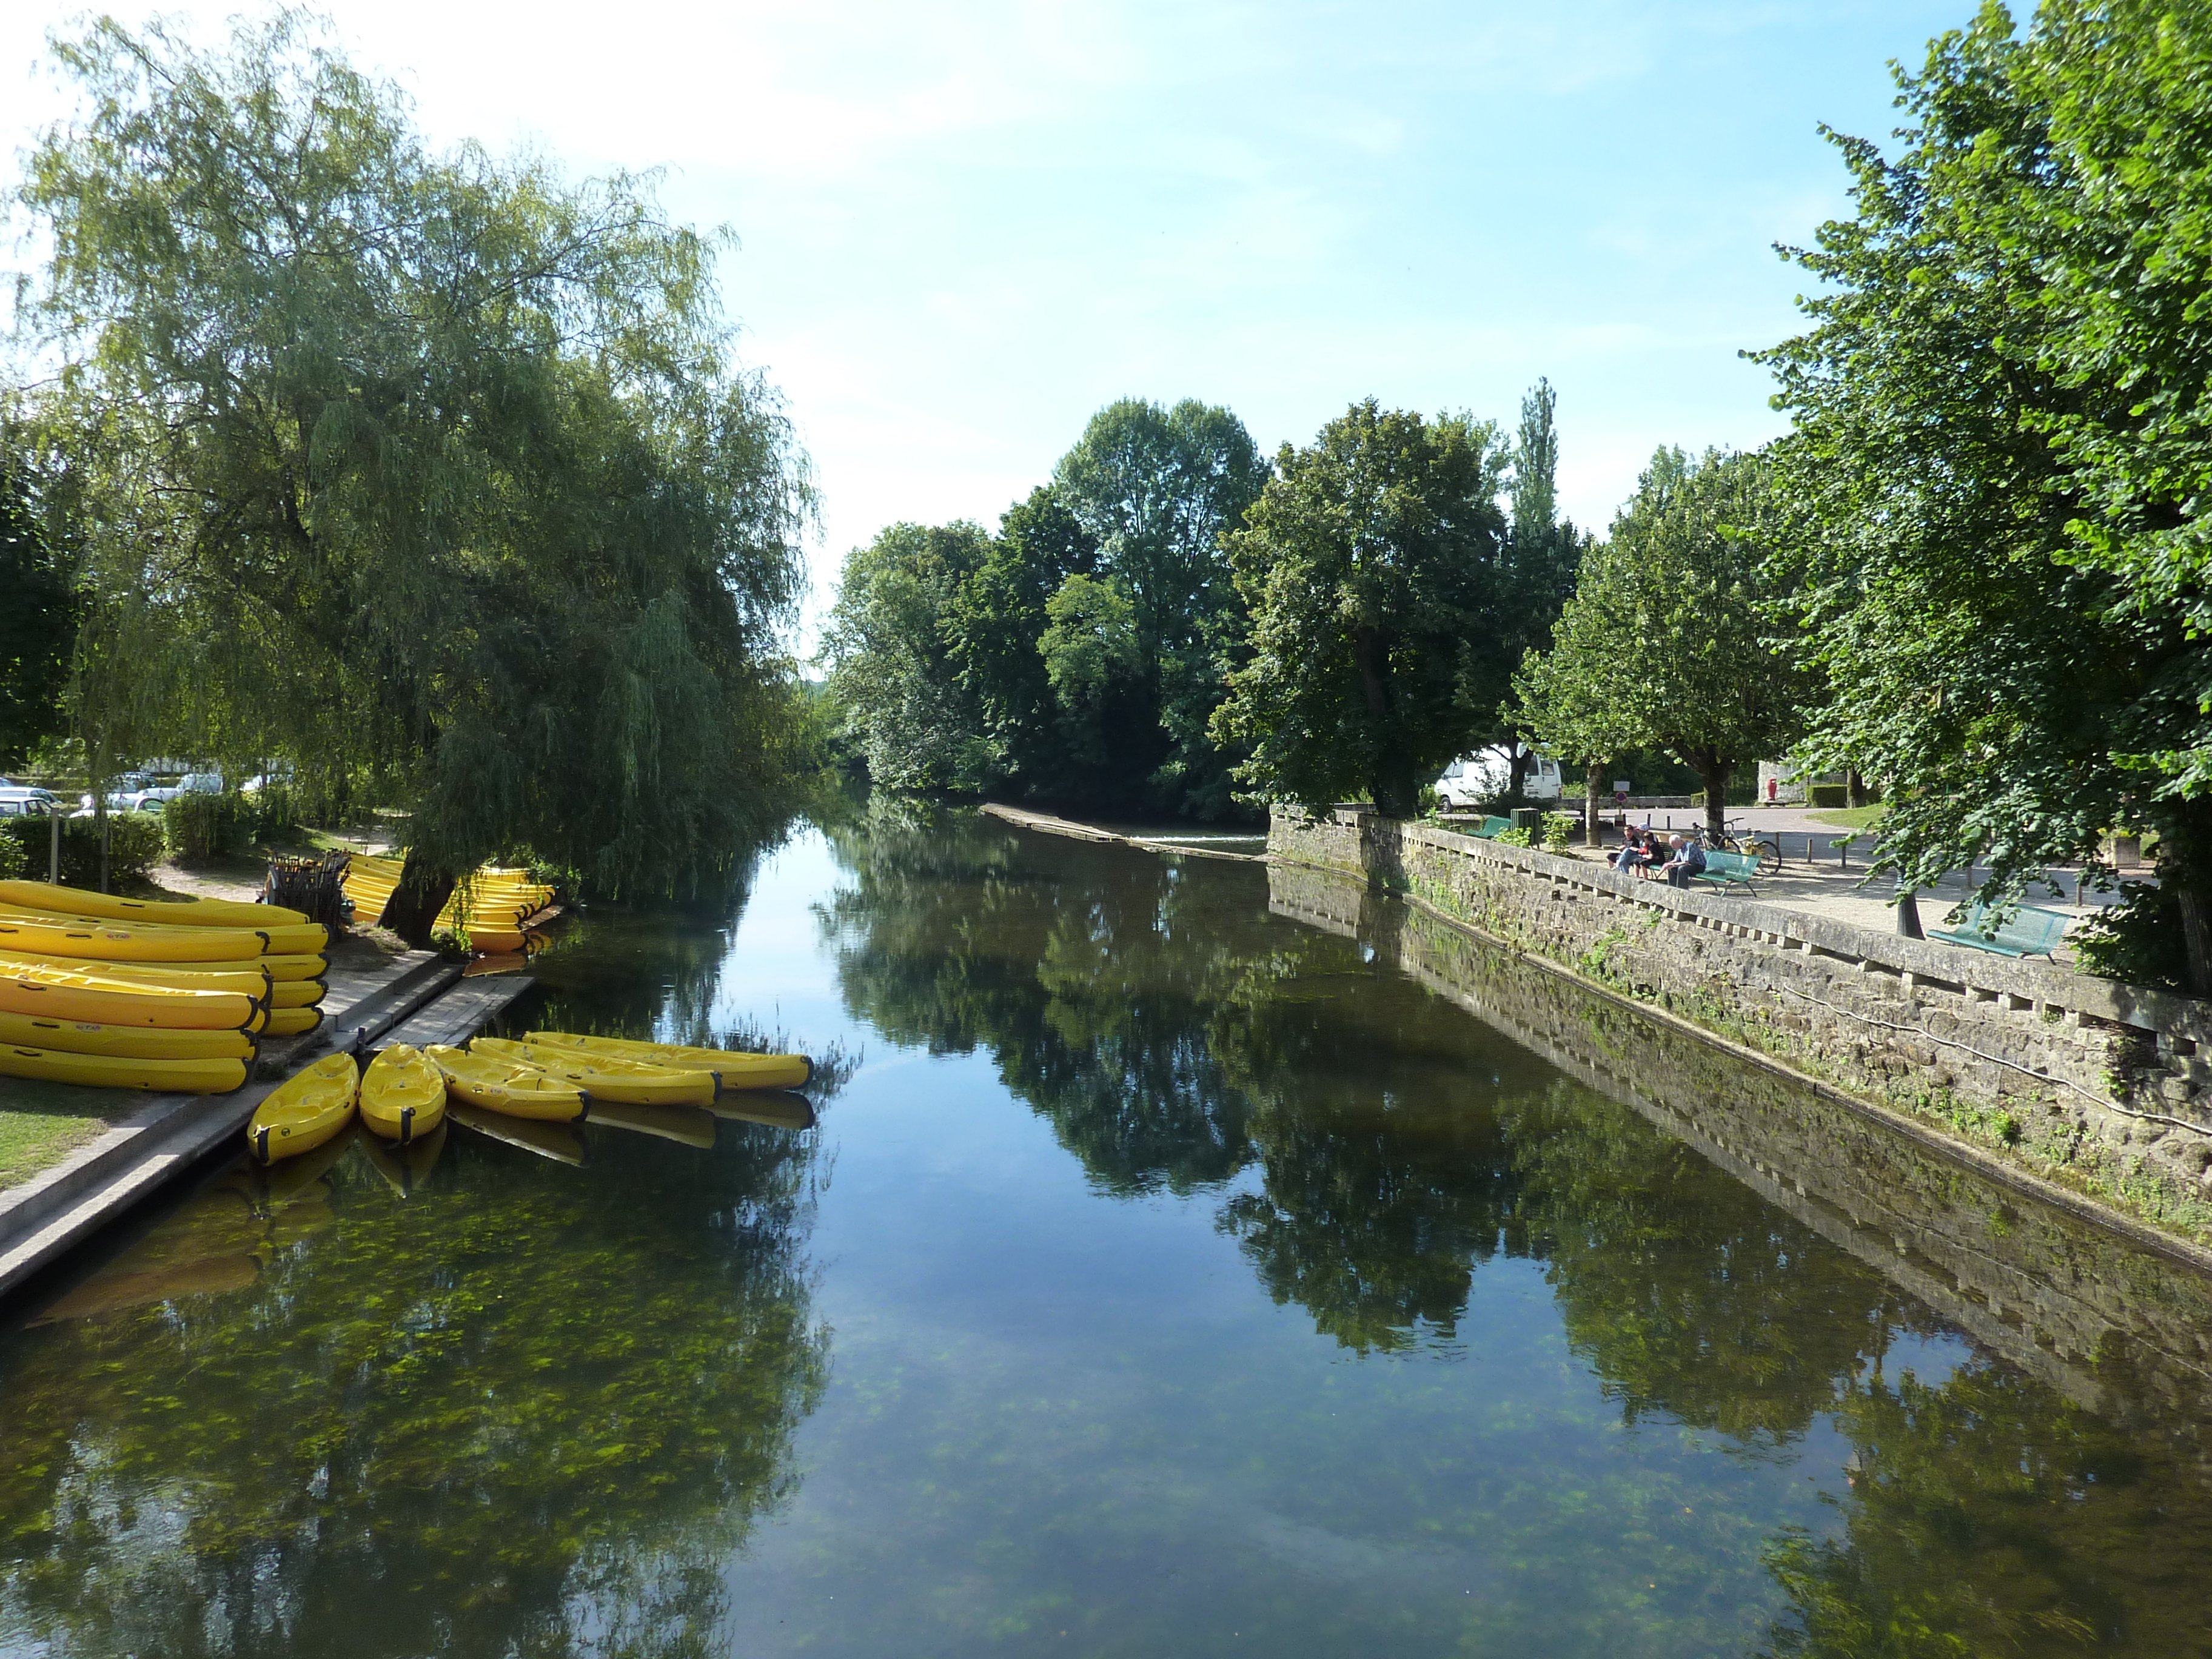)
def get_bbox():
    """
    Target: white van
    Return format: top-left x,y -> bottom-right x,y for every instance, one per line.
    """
1435,749 -> 1563,809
